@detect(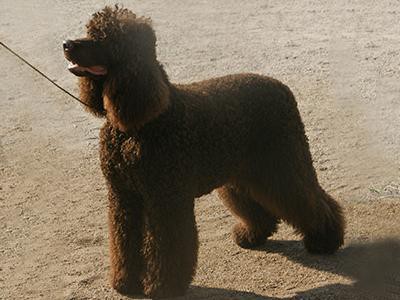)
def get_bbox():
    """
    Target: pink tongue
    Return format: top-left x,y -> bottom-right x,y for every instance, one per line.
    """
68,63 -> 107,75
85,65 -> 107,75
